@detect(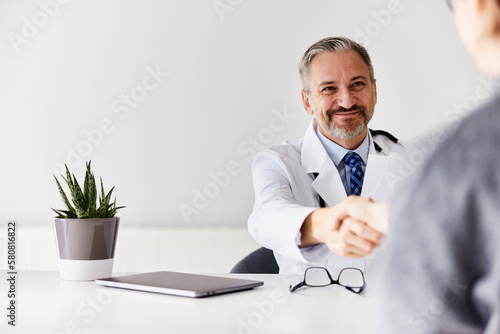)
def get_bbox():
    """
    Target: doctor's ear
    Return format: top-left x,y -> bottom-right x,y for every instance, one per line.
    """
301,90 -> 315,116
